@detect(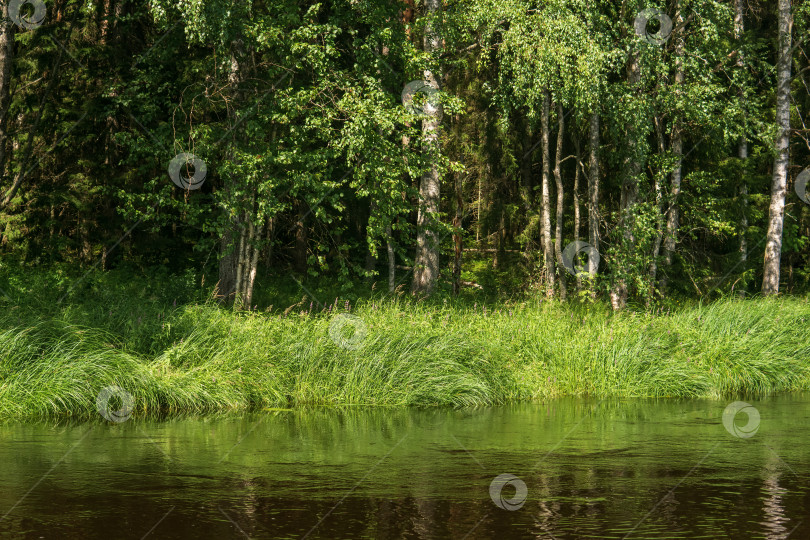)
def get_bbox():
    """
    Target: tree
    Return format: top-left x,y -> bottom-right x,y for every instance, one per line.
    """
587,111 -> 600,278
1,0 -> 808,305
661,0 -> 686,289
735,0 -> 749,287
762,0 -> 793,295
412,0 -> 444,295
553,102 -> 567,299
610,26 -> 643,311
540,91 -> 555,297
0,0 -> 14,184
